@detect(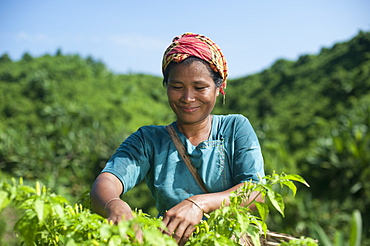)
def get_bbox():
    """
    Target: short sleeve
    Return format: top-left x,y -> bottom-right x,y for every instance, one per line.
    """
232,115 -> 265,183
102,128 -> 151,194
